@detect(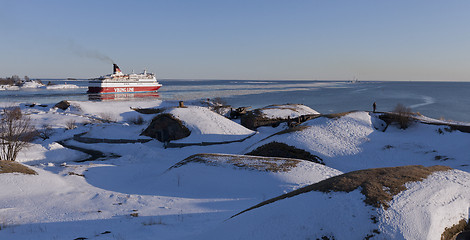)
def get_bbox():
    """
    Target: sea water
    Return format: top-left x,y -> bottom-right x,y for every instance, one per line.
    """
0,79 -> 469,123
